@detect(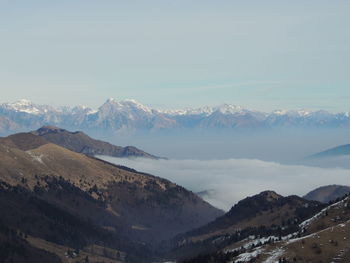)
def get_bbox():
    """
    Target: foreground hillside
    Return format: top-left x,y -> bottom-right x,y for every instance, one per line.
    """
174,193 -> 350,263
0,130 -> 222,262
163,191 -> 324,262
